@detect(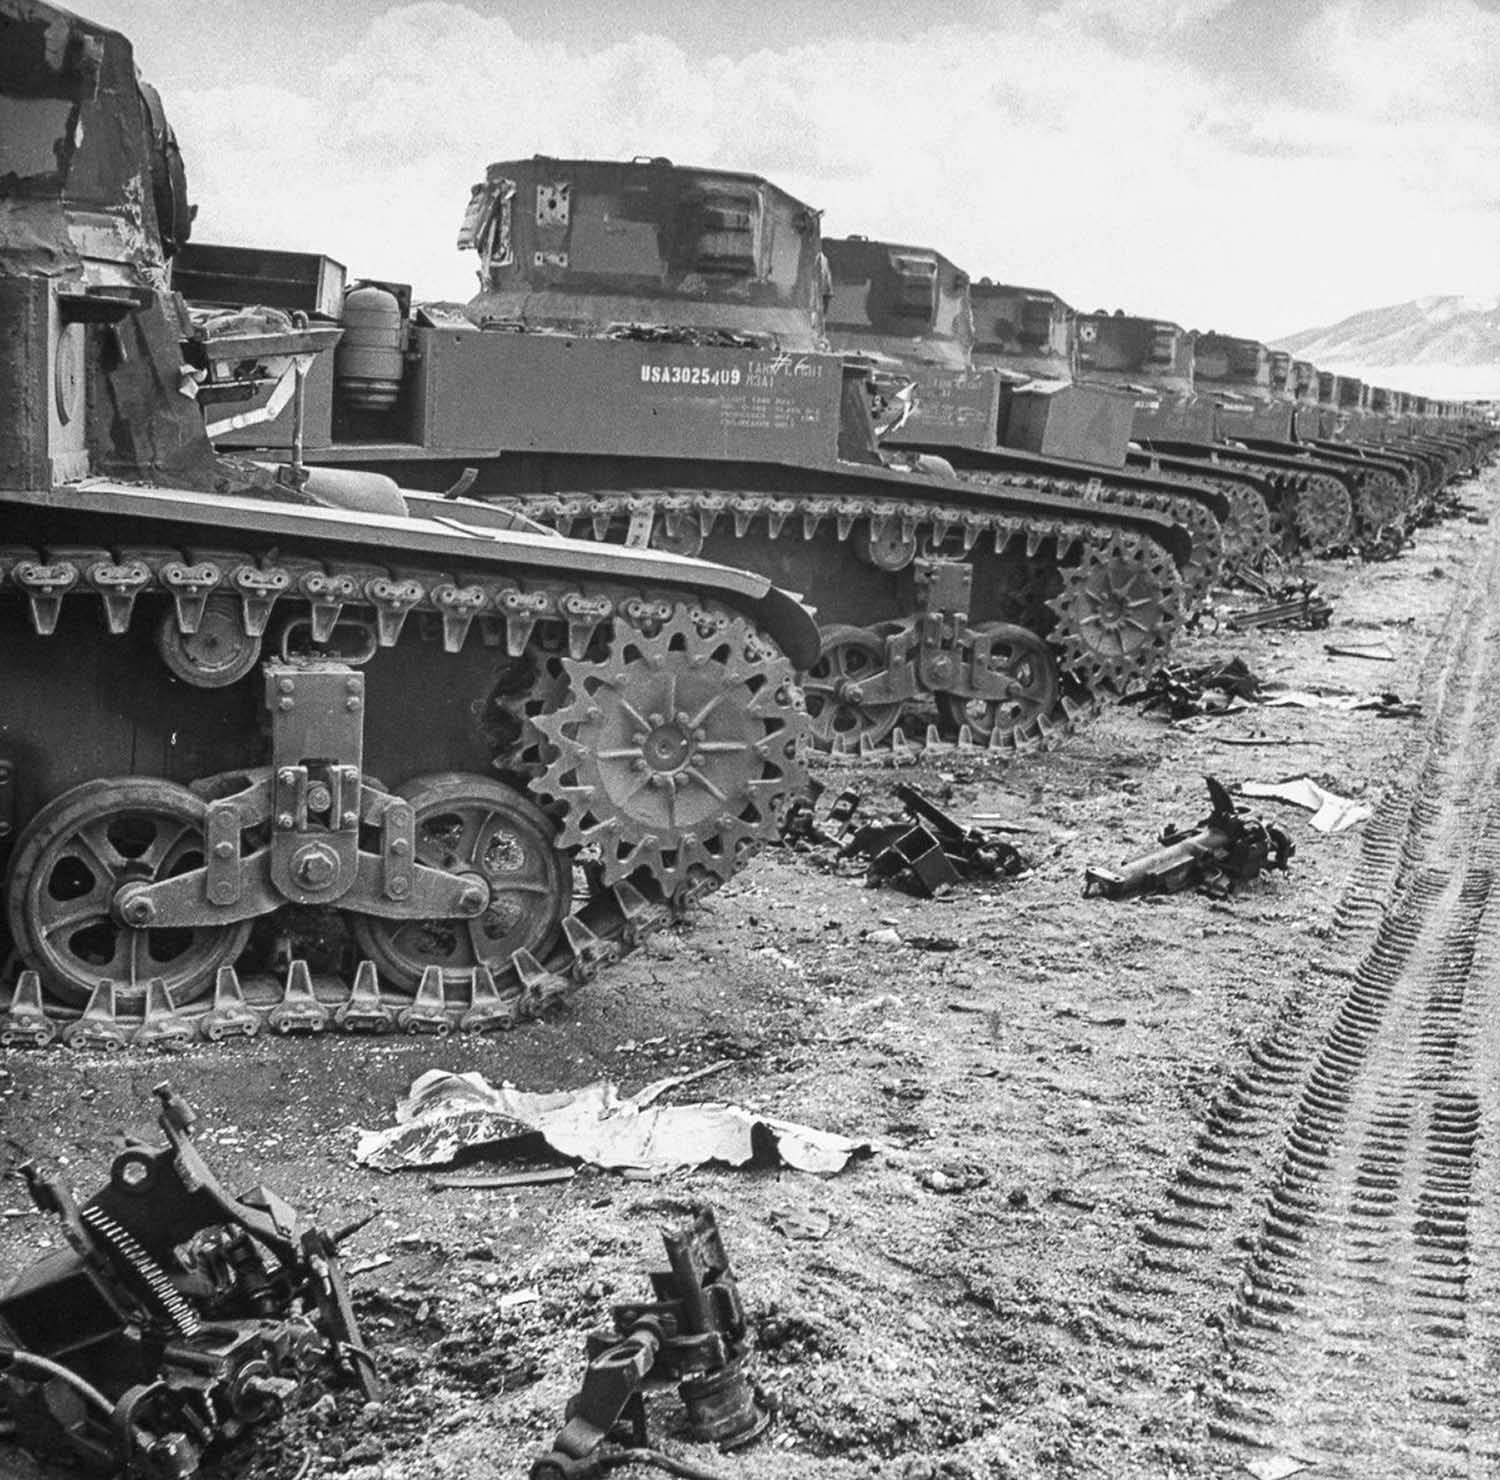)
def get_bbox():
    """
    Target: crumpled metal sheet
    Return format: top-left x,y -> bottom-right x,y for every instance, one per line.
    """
354,1070 -> 872,1176
1241,776 -> 1373,833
